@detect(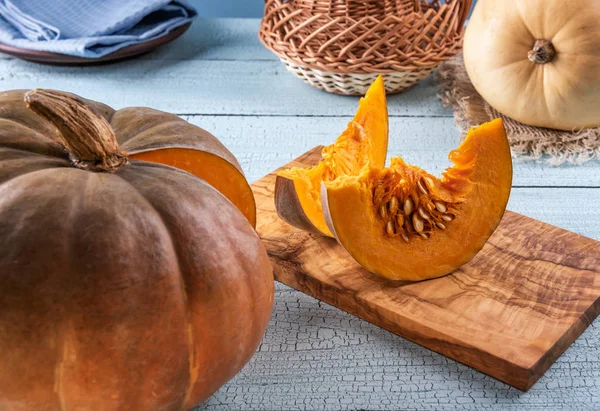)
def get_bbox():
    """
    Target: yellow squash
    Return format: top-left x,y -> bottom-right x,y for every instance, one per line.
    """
464,0 -> 600,131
